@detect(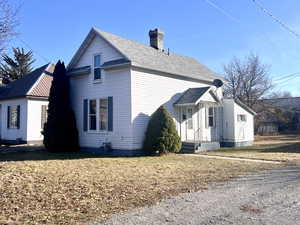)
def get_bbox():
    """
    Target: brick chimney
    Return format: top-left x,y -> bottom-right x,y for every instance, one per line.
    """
149,28 -> 164,50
